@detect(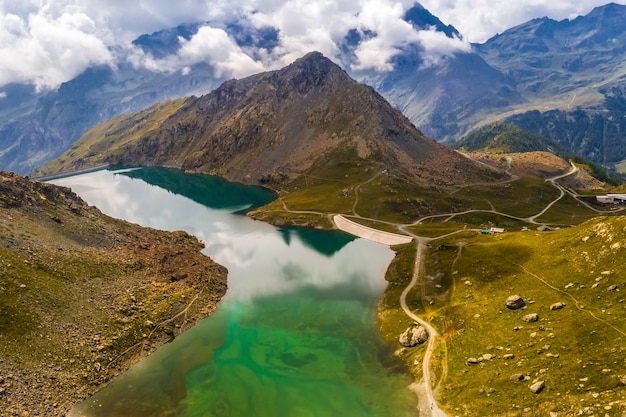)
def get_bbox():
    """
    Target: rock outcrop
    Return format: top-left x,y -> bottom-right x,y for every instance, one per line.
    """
505,295 -> 526,310
522,313 -> 539,323
529,380 -> 545,394
550,302 -> 566,310
399,325 -> 429,347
